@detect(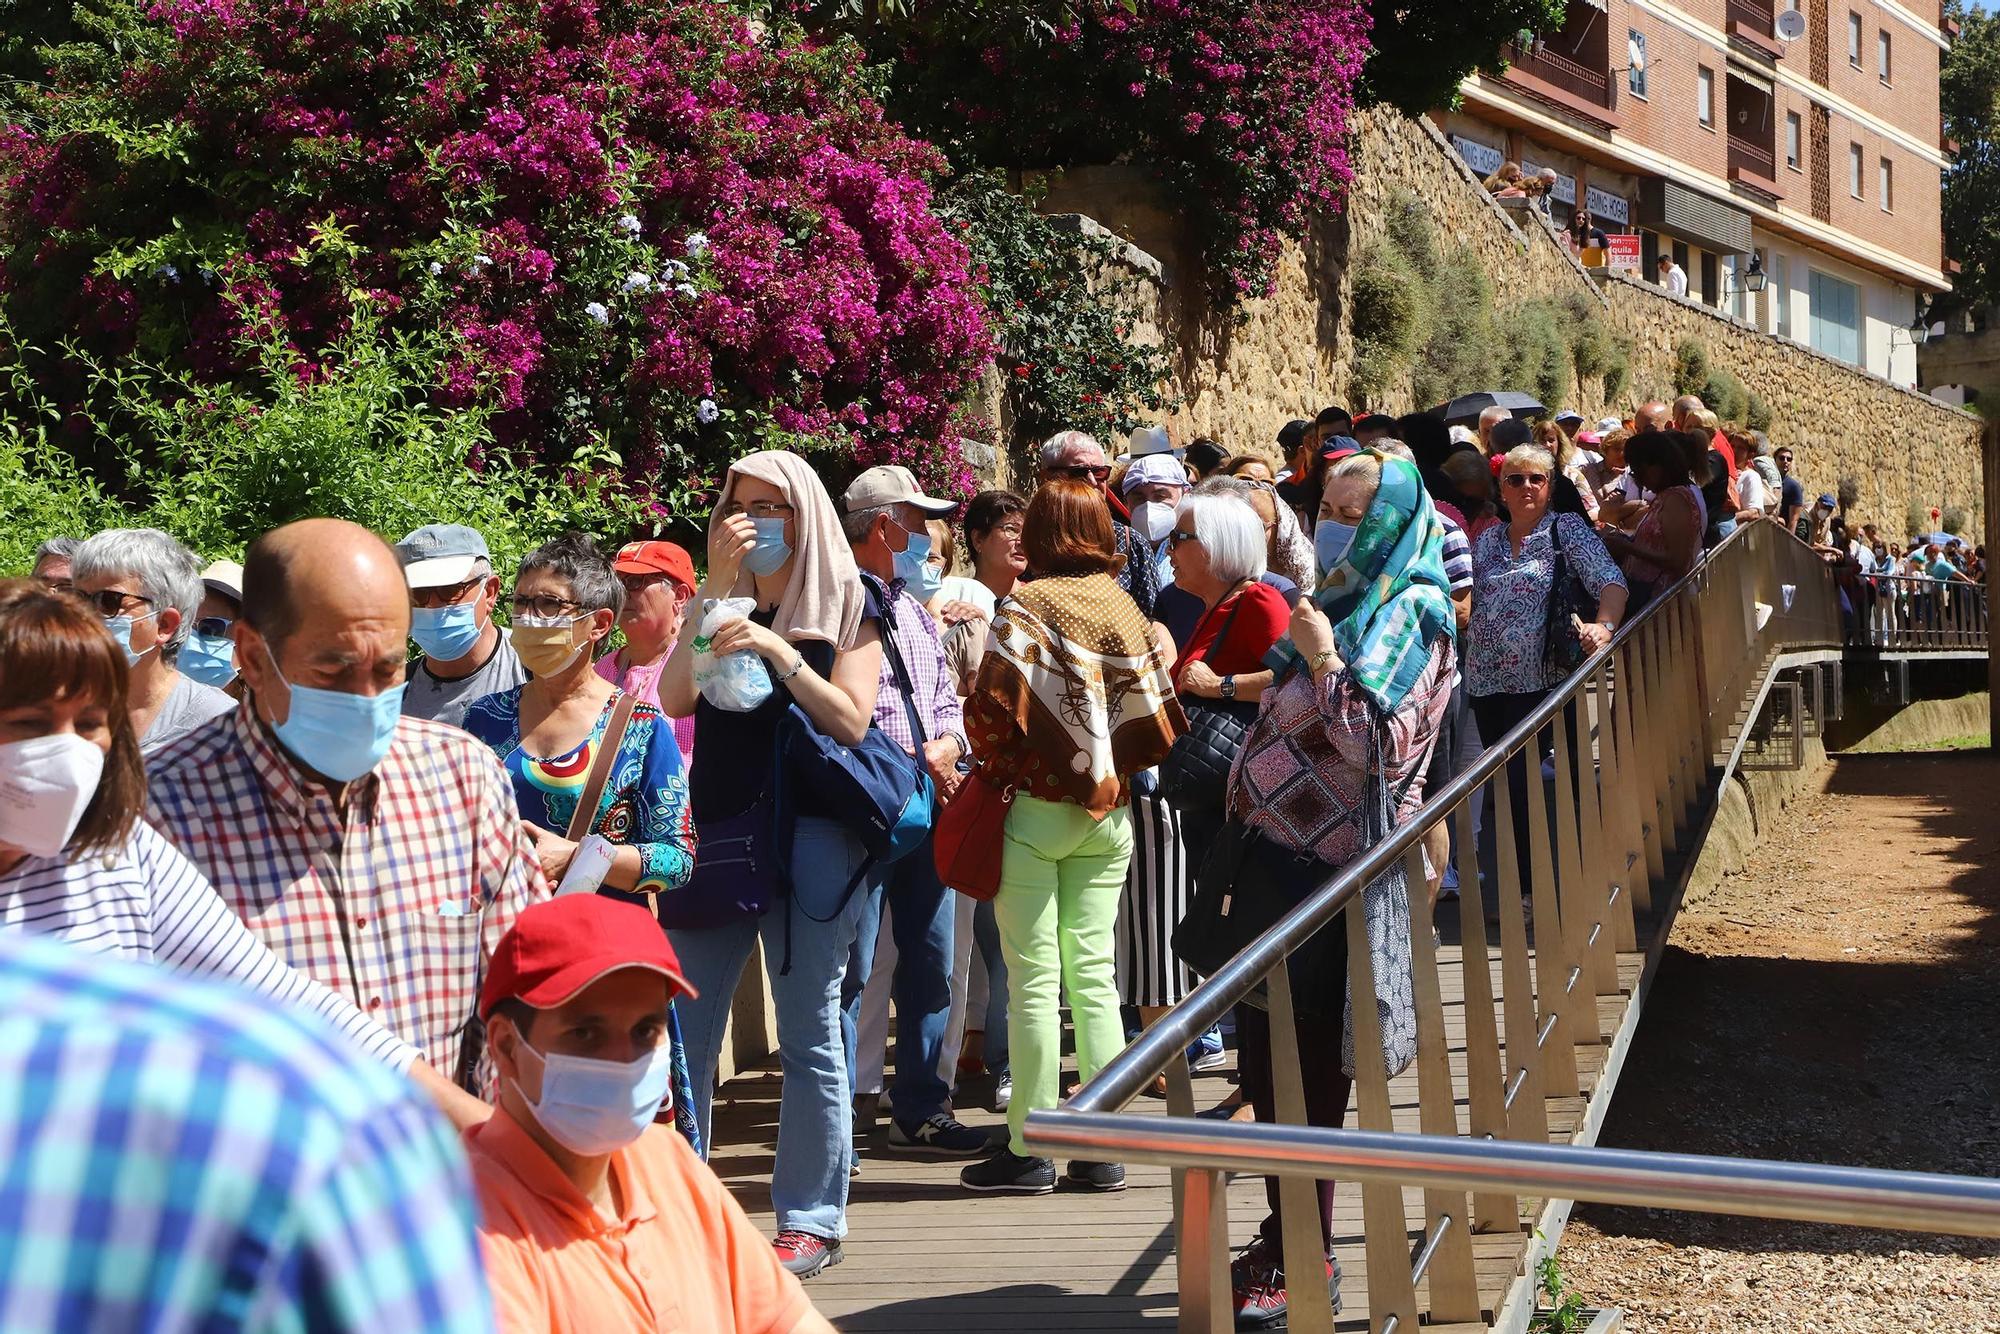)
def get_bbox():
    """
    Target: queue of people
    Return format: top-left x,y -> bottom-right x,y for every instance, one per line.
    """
5,391 -> 1978,1333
